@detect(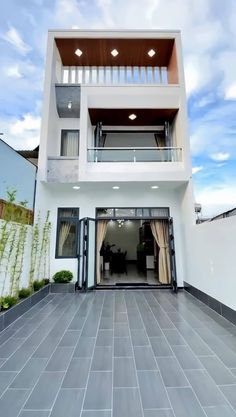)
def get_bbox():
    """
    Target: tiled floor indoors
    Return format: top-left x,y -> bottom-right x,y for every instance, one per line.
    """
0,290 -> 236,417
